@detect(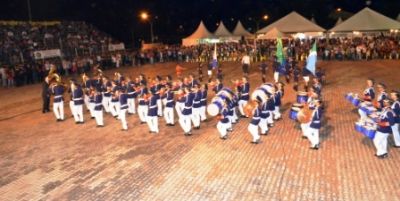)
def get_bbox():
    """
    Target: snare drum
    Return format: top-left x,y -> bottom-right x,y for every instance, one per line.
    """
354,122 -> 364,133
351,98 -> 360,107
362,126 -> 376,139
297,92 -> 308,104
345,93 -> 354,102
289,106 -> 301,120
